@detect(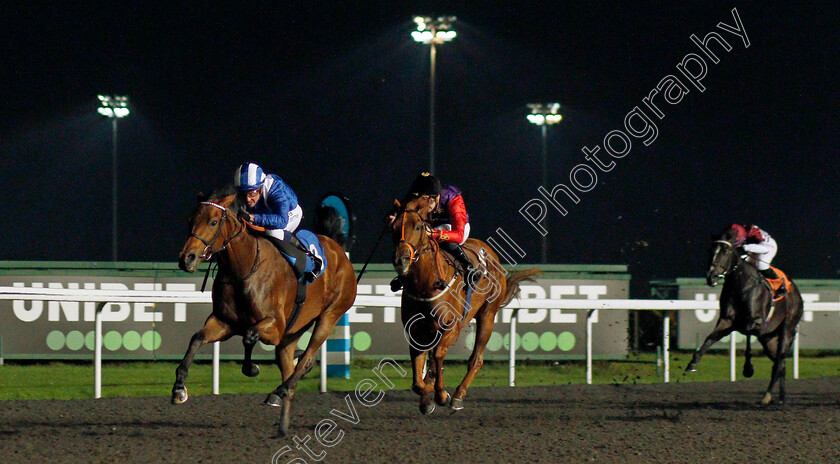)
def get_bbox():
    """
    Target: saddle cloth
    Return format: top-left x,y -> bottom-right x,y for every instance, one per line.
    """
280,230 -> 327,283
764,266 -> 791,302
